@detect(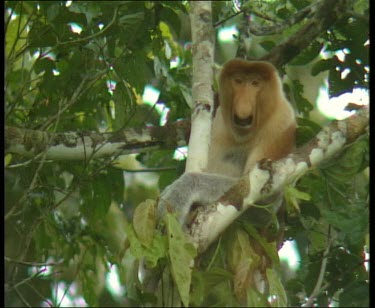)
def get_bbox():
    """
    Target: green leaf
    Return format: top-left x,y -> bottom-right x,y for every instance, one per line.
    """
7,69 -> 31,87
247,287 -> 269,307
340,281 -> 369,307
166,213 -> 197,307
92,184 -> 111,216
5,11 -> 28,58
289,0 -> 310,10
159,6 -> 181,35
54,7 -> 88,27
4,154 -> 12,167
227,227 -> 257,270
290,41 -> 324,65
285,185 -> 311,214
81,272 -> 98,307
191,267 -> 234,307
226,227 -> 265,303
190,271 -> 205,306
34,221 -> 53,253
311,57 -> 337,76
286,186 -> 311,201
289,79 -> 314,116
34,57 -> 56,75
28,22 -> 57,47
276,7 -> 291,19
114,53 -> 152,94
321,203 -> 368,247
118,11 -> 145,26
95,203 -> 128,261
267,268 -> 288,307
80,176 -> 111,224
296,117 -> 322,146
133,199 -> 156,247
321,136 -> 369,184
328,66 -> 355,97
242,224 -> 280,264
259,40 -> 276,52
125,222 -> 167,268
